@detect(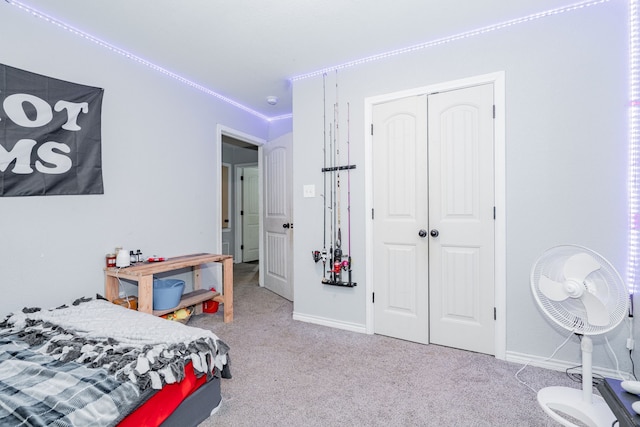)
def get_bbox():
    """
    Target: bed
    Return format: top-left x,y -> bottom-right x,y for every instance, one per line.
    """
0,296 -> 230,427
